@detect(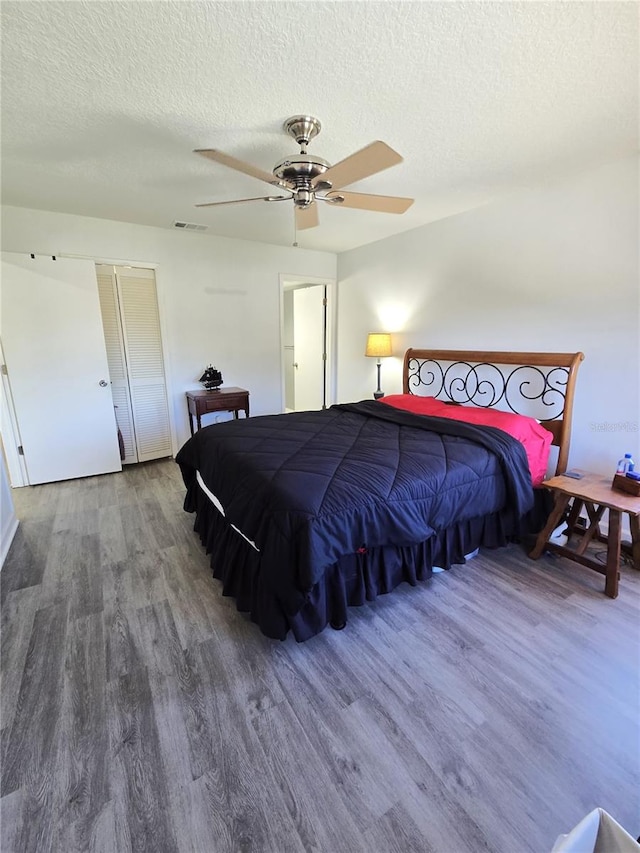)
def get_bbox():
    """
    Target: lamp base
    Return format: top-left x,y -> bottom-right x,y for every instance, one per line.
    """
373,359 -> 384,400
